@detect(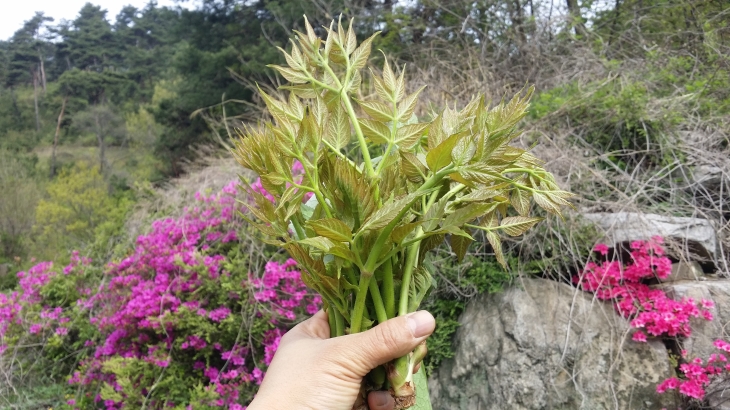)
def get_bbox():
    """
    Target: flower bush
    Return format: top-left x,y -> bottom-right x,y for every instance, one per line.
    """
575,236 -> 730,402
574,237 -> 712,342
0,180 -> 320,409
